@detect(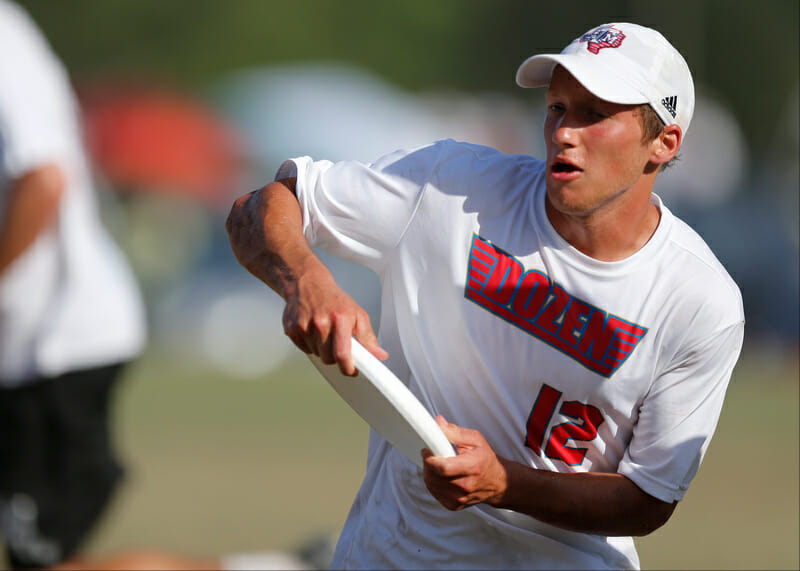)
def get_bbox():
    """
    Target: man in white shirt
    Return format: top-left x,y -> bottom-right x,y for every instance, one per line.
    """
0,1 -> 146,568
226,22 -> 743,569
